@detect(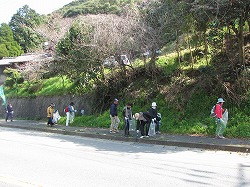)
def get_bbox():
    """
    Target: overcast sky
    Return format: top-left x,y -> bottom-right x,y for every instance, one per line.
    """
0,0 -> 74,24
